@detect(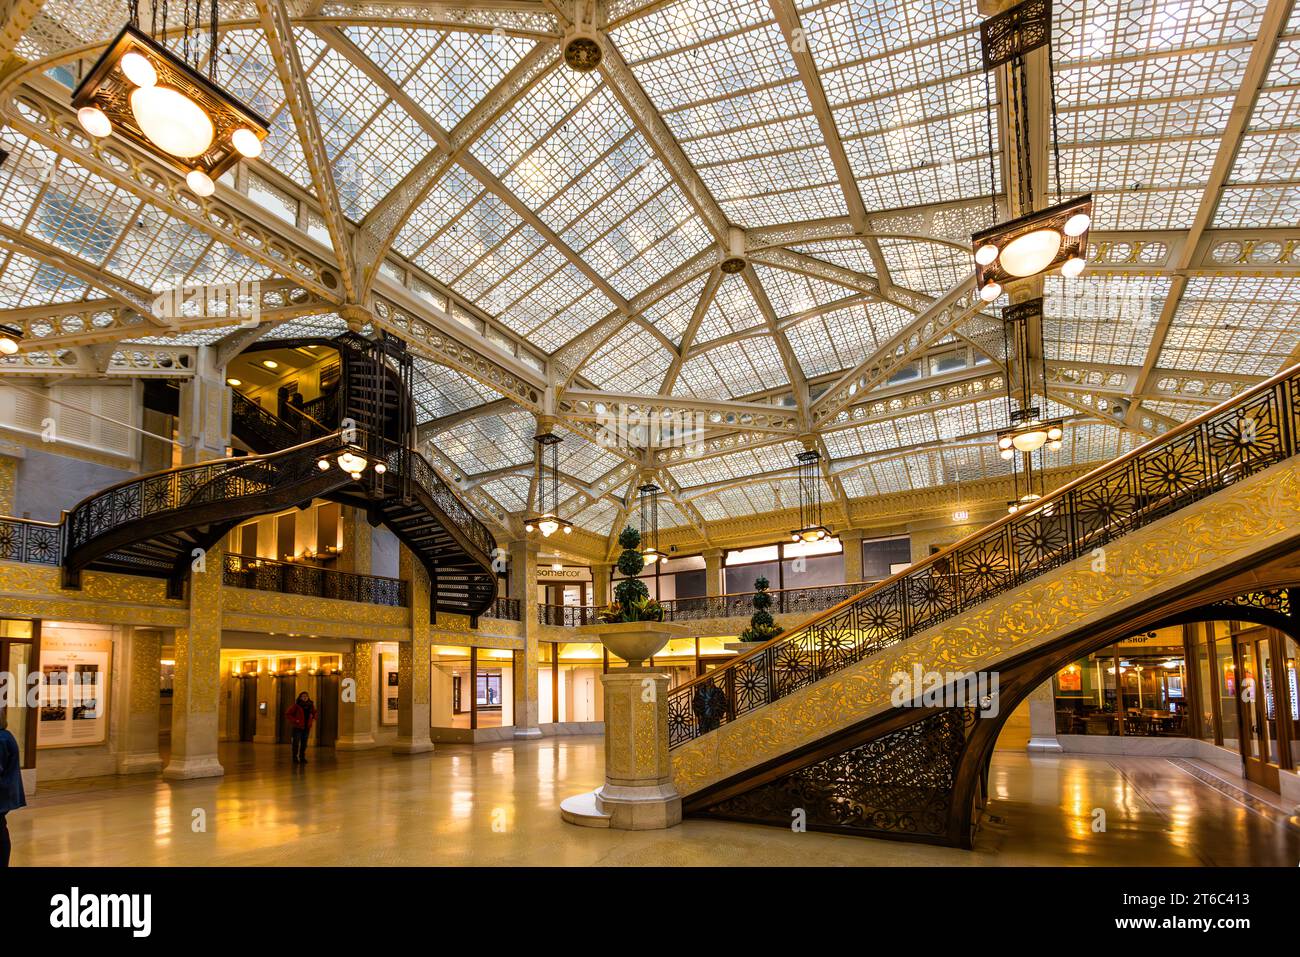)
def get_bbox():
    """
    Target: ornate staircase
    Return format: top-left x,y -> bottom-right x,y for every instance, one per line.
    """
666,363 -> 1300,846
64,333 -> 498,622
